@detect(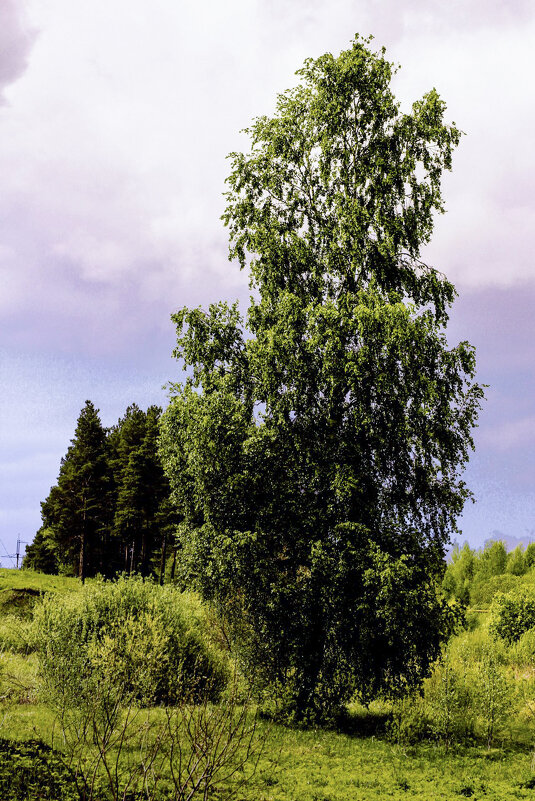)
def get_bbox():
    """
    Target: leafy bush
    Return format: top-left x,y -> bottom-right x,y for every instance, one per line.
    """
470,574 -> 519,608
513,628 -> 535,665
489,590 -> 535,644
0,615 -> 35,653
424,648 -> 474,747
388,693 -> 432,744
33,576 -> 228,709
